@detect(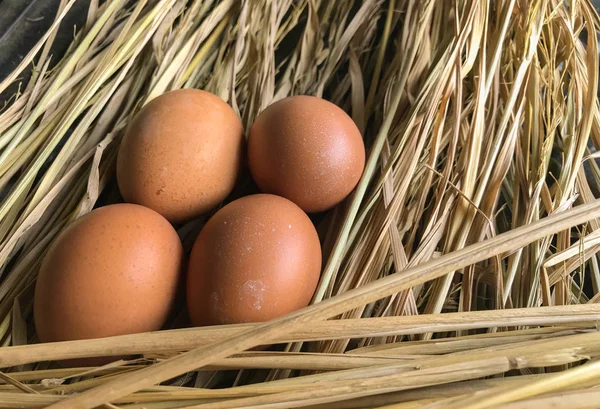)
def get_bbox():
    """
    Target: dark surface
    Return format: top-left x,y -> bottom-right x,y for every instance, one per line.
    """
0,0 -> 90,103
